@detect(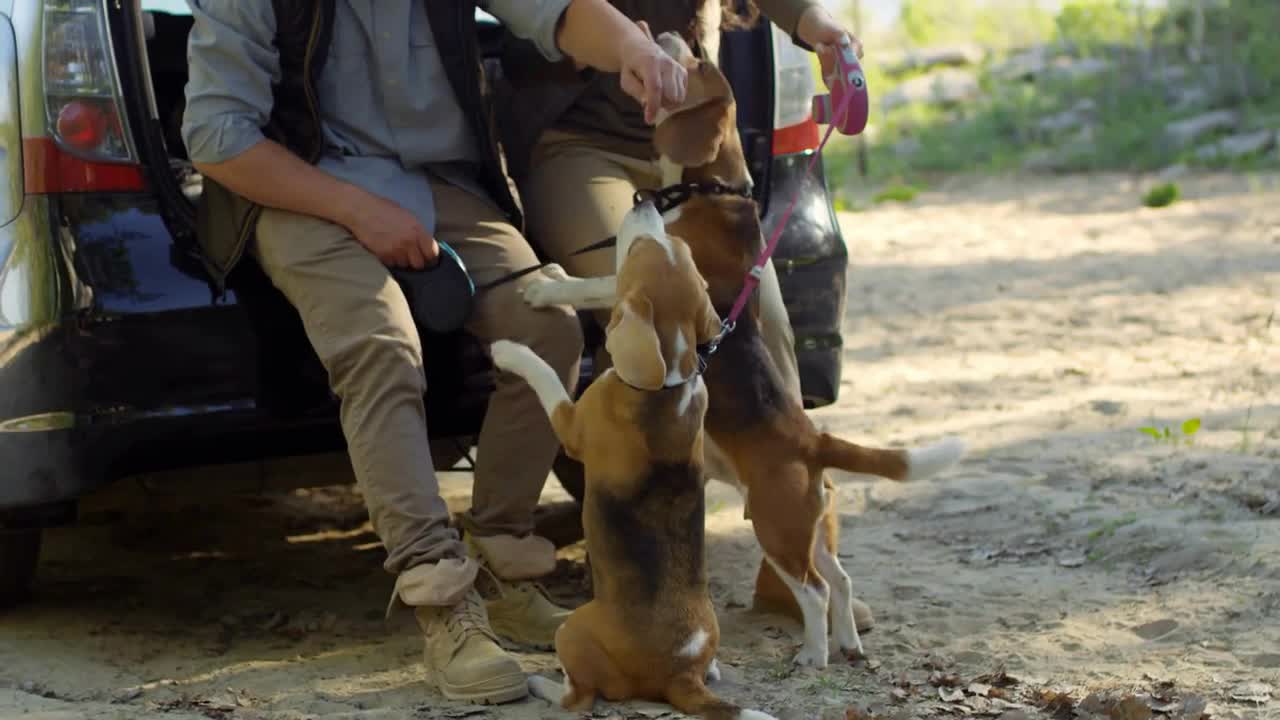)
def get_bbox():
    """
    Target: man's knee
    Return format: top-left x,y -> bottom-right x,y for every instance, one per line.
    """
513,302 -> 584,385
326,312 -> 426,397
